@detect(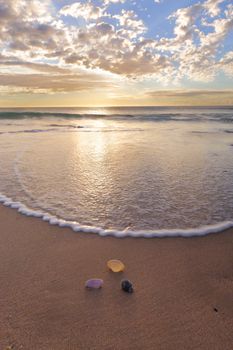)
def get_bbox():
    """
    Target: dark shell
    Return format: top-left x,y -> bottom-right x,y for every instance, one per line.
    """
121,279 -> 134,293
